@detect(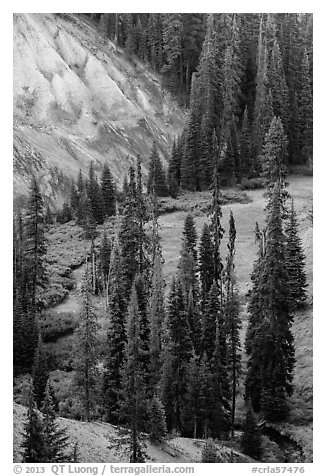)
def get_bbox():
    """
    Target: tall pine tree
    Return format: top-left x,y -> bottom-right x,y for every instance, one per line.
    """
73,269 -> 100,422
120,284 -> 148,461
284,199 -> 308,309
